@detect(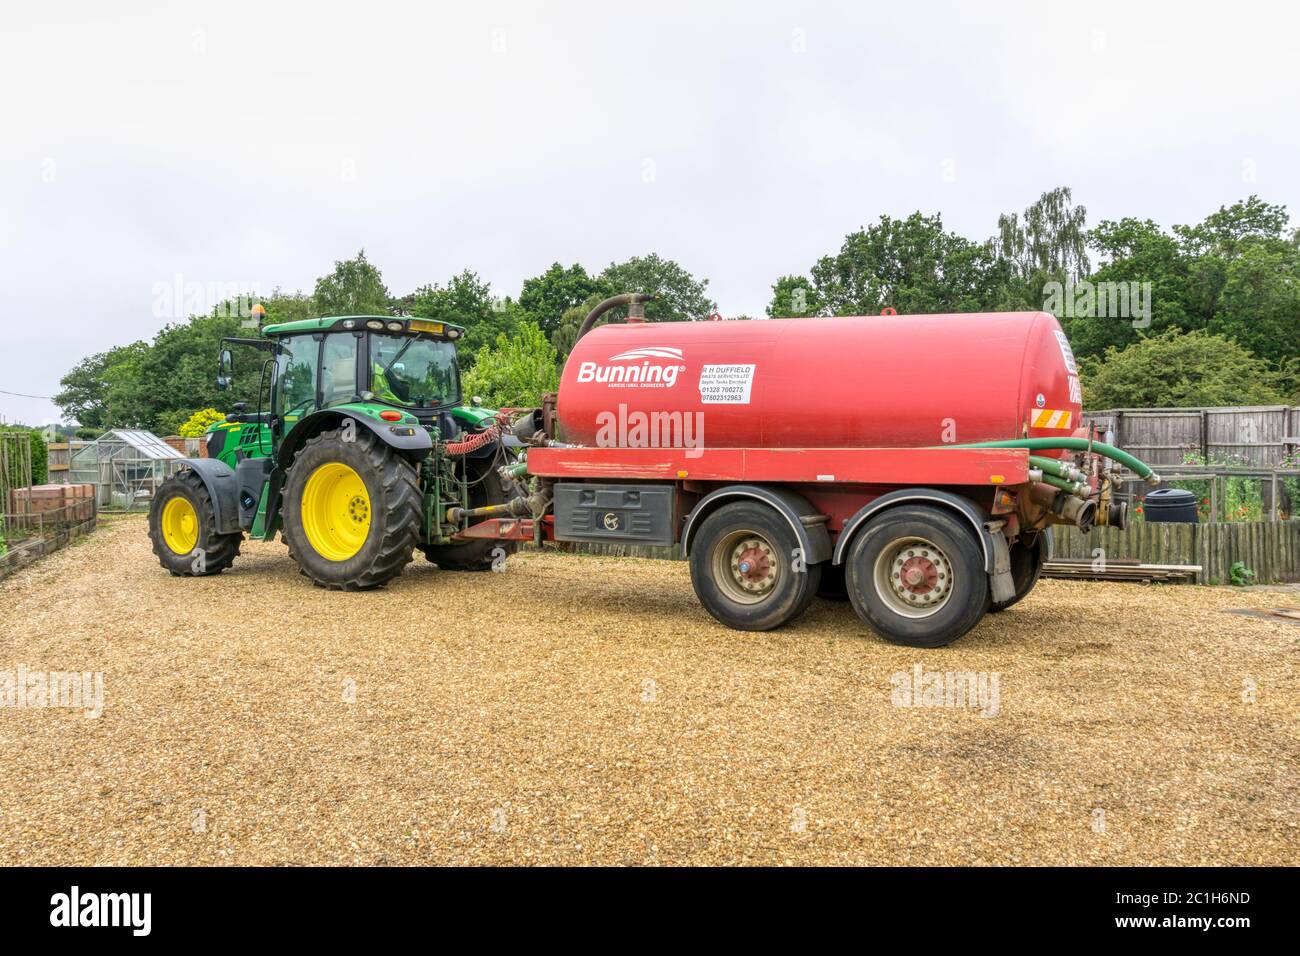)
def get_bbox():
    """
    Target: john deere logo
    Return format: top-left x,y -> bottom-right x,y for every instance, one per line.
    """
602,513 -> 621,531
